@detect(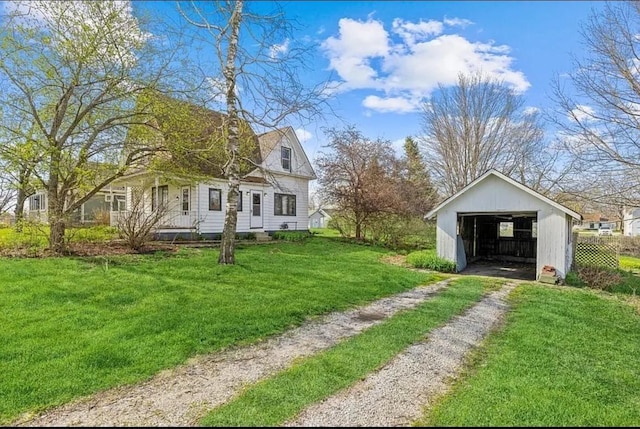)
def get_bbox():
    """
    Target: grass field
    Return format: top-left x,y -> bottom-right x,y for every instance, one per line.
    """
0,237 -> 439,424
420,284 -> 640,426
2,229 -> 640,426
